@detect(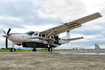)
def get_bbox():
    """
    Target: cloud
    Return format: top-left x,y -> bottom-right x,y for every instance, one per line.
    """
0,0 -> 105,49
39,0 -> 87,21
0,0 -> 62,28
